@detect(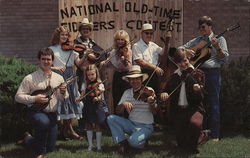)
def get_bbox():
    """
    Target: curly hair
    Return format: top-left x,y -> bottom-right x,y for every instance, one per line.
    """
113,30 -> 131,49
50,26 -> 71,45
